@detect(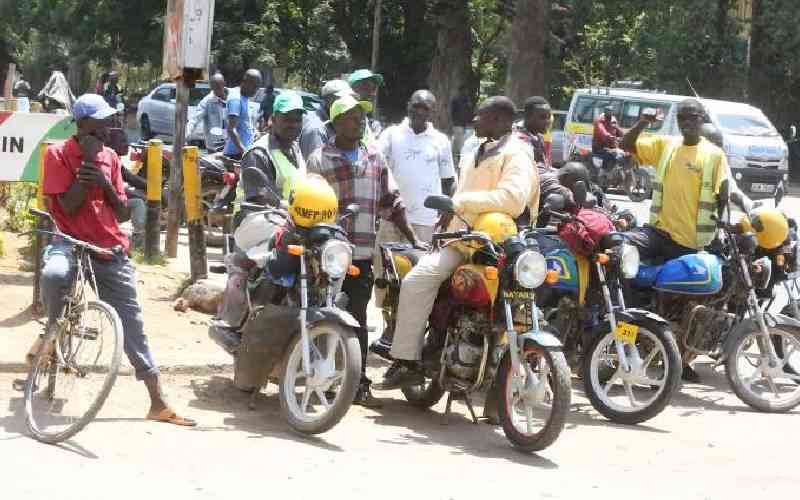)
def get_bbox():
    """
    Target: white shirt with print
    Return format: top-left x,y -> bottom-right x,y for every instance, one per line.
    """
378,119 -> 456,226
